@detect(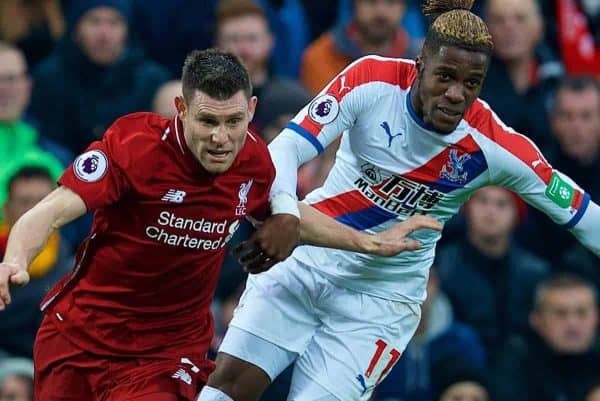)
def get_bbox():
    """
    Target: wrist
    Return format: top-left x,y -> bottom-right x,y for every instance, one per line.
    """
354,231 -> 378,254
2,256 -> 27,272
270,192 -> 300,218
